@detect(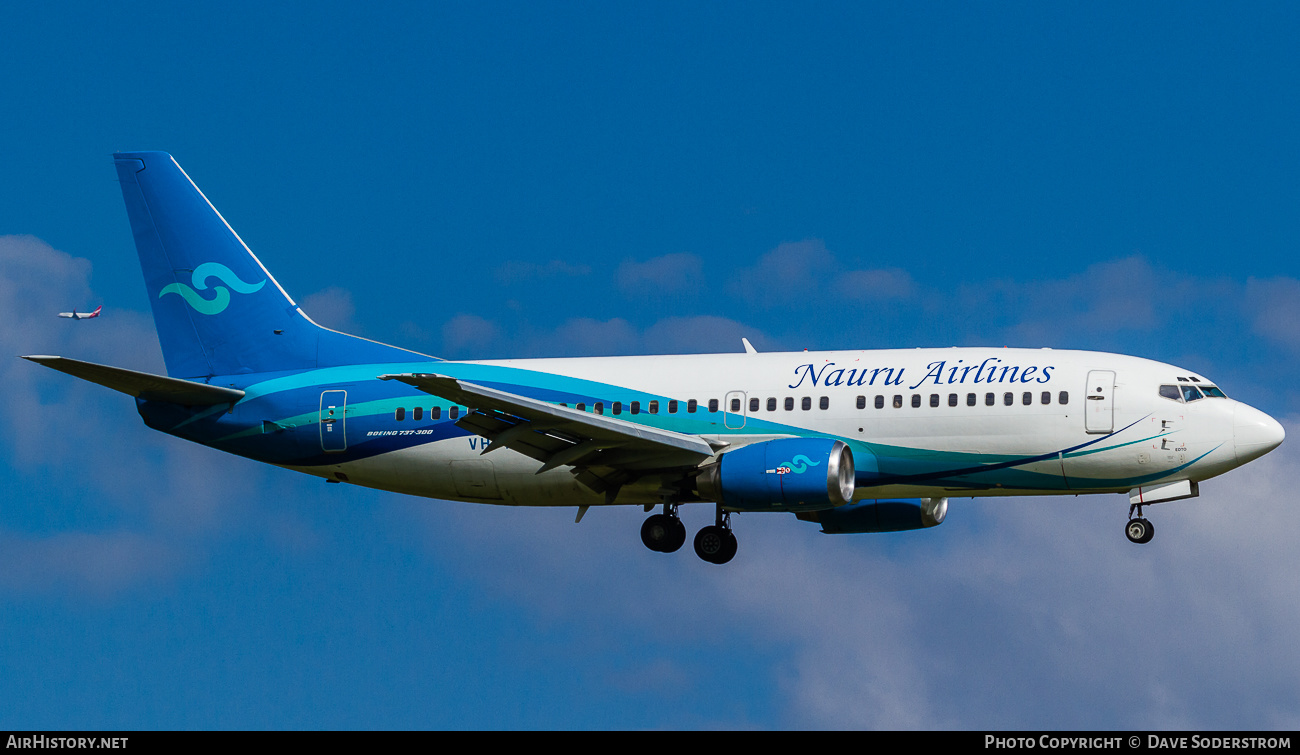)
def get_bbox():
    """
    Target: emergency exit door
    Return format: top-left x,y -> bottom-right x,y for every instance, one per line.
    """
724,391 -> 747,429
1084,371 -> 1115,434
